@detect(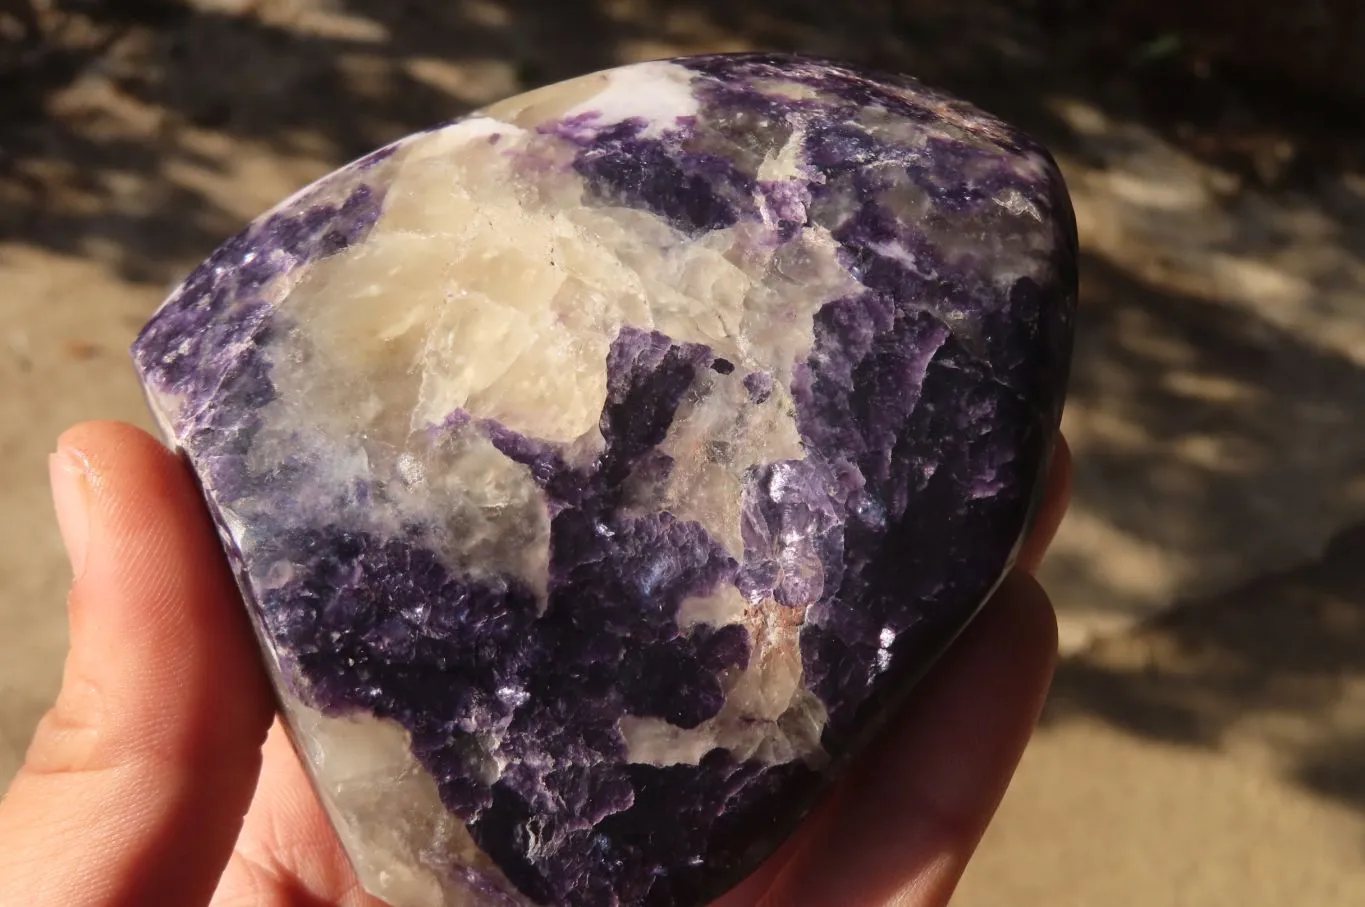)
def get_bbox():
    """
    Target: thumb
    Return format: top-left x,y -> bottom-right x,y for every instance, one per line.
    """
0,422 -> 275,906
